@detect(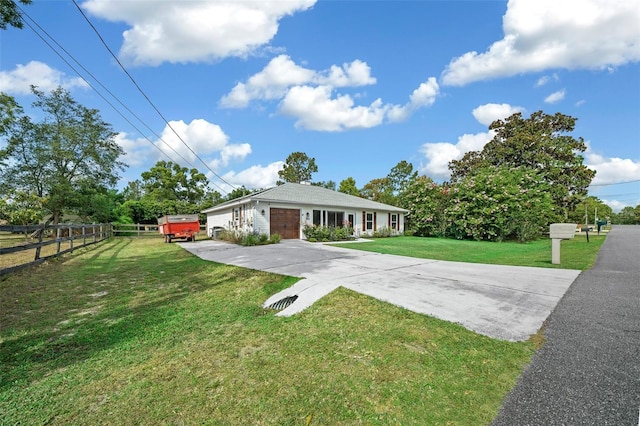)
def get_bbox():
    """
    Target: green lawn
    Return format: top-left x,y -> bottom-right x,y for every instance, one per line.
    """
1,237 -> 537,425
338,233 -> 606,270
